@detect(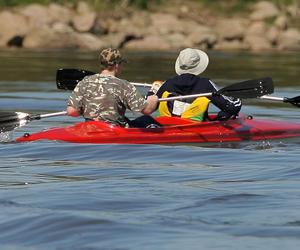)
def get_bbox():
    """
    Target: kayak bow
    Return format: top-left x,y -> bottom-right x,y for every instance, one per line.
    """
16,115 -> 300,144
